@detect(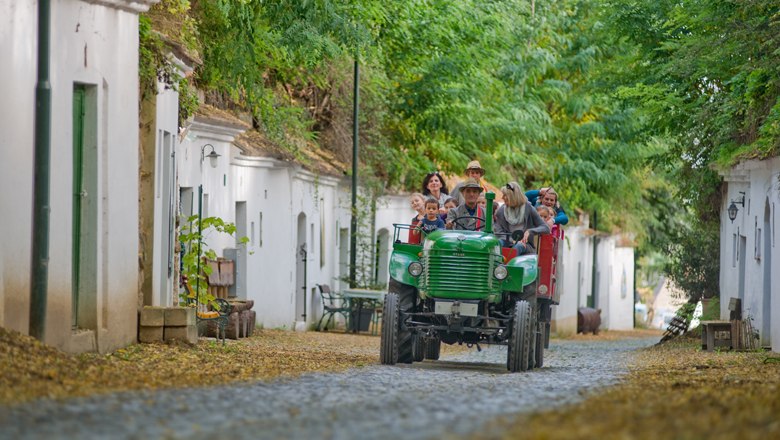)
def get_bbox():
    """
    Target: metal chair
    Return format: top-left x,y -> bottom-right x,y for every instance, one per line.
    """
316,284 -> 350,331
185,280 -> 229,344
369,299 -> 383,335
